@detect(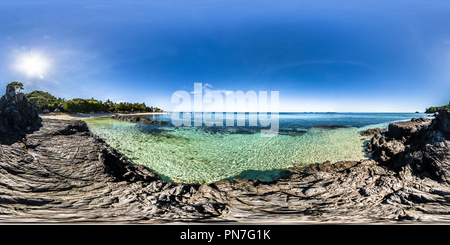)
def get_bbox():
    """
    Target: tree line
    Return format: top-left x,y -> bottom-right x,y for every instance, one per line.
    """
425,104 -> 449,113
62,98 -> 162,113
425,100 -> 450,113
8,81 -> 163,113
